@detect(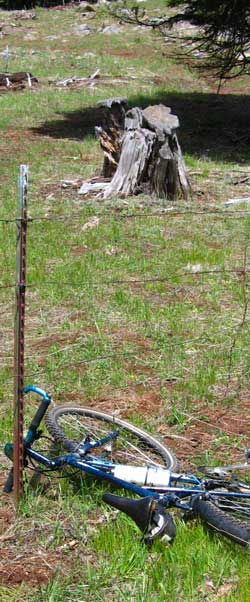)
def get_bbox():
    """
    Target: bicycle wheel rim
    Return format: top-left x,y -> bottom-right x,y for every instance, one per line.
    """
46,405 -> 177,470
